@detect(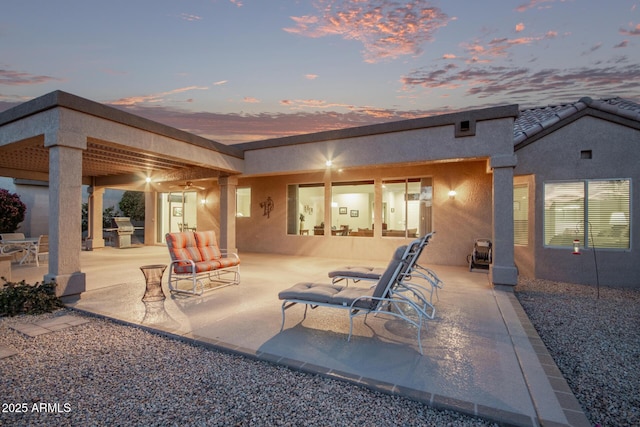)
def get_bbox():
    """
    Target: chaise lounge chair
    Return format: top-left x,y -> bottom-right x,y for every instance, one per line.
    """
278,245 -> 433,354
328,232 -> 444,303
